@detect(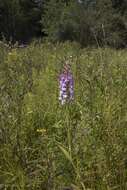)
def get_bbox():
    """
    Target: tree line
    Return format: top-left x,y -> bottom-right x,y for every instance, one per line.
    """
0,0 -> 127,47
